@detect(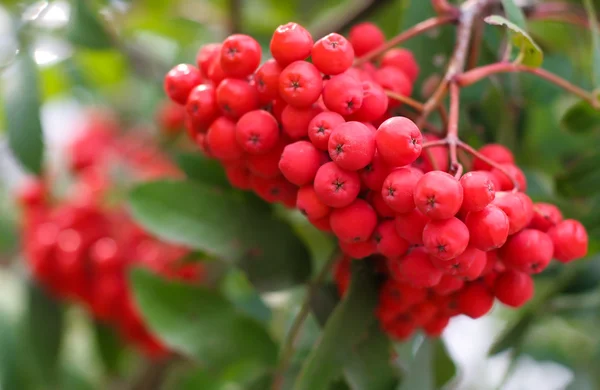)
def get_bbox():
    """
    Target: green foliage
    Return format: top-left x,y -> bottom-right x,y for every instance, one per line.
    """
176,153 -> 231,189
398,338 -> 456,390
501,0 -> 527,31
584,0 -> 600,87
561,98 -> 600,134
93,322 -> 124,376
67,0 -> 113,49
484,15 -> 543,67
